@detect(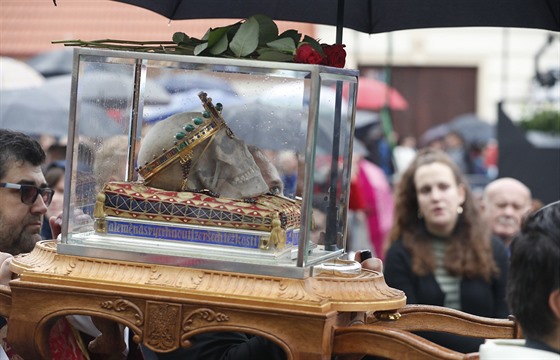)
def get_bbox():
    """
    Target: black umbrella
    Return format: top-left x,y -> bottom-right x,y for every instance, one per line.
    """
419,123 -> 450,147
449,113 -> 495,146
156,73 -> 238,95
222,99 -> 357,154
0,76 -> 125,138
222,102 -> 307,151
114,0 -> 559,40
26,49 -> 74,78
79,72 -> 171,106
